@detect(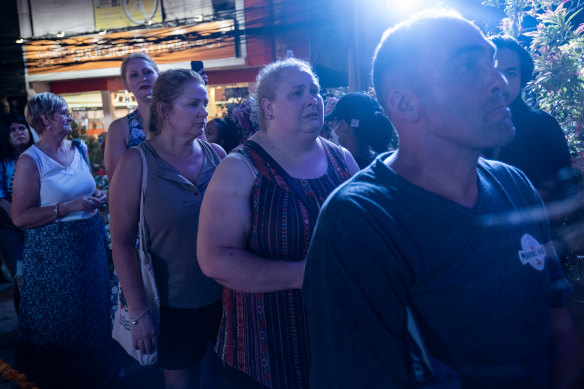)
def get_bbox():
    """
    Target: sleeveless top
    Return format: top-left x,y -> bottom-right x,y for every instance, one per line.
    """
0,158 -> 18,228
138,140 -> 222,308
127,110 -> 146,149
22,141 -> 96,222
0,158 -> 16,201
216,137 -> 353,389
